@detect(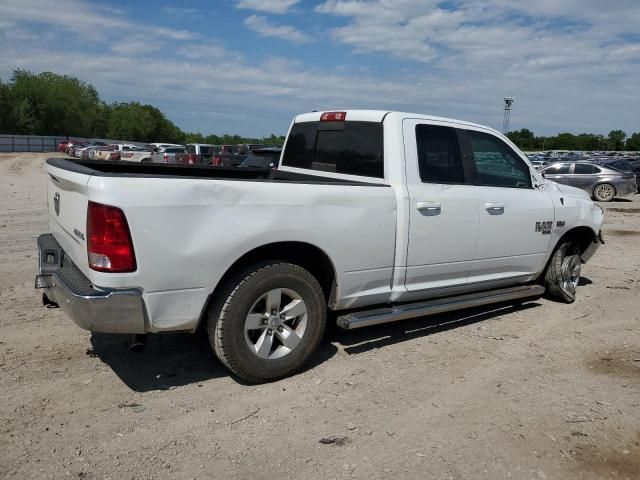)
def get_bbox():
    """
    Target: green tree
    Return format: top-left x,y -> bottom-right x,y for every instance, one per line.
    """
105,102 -> 183,143
8,69 -> 103,136
607,130 -> 627,151
625,132 -> 640,151
0,78 -> 17,133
